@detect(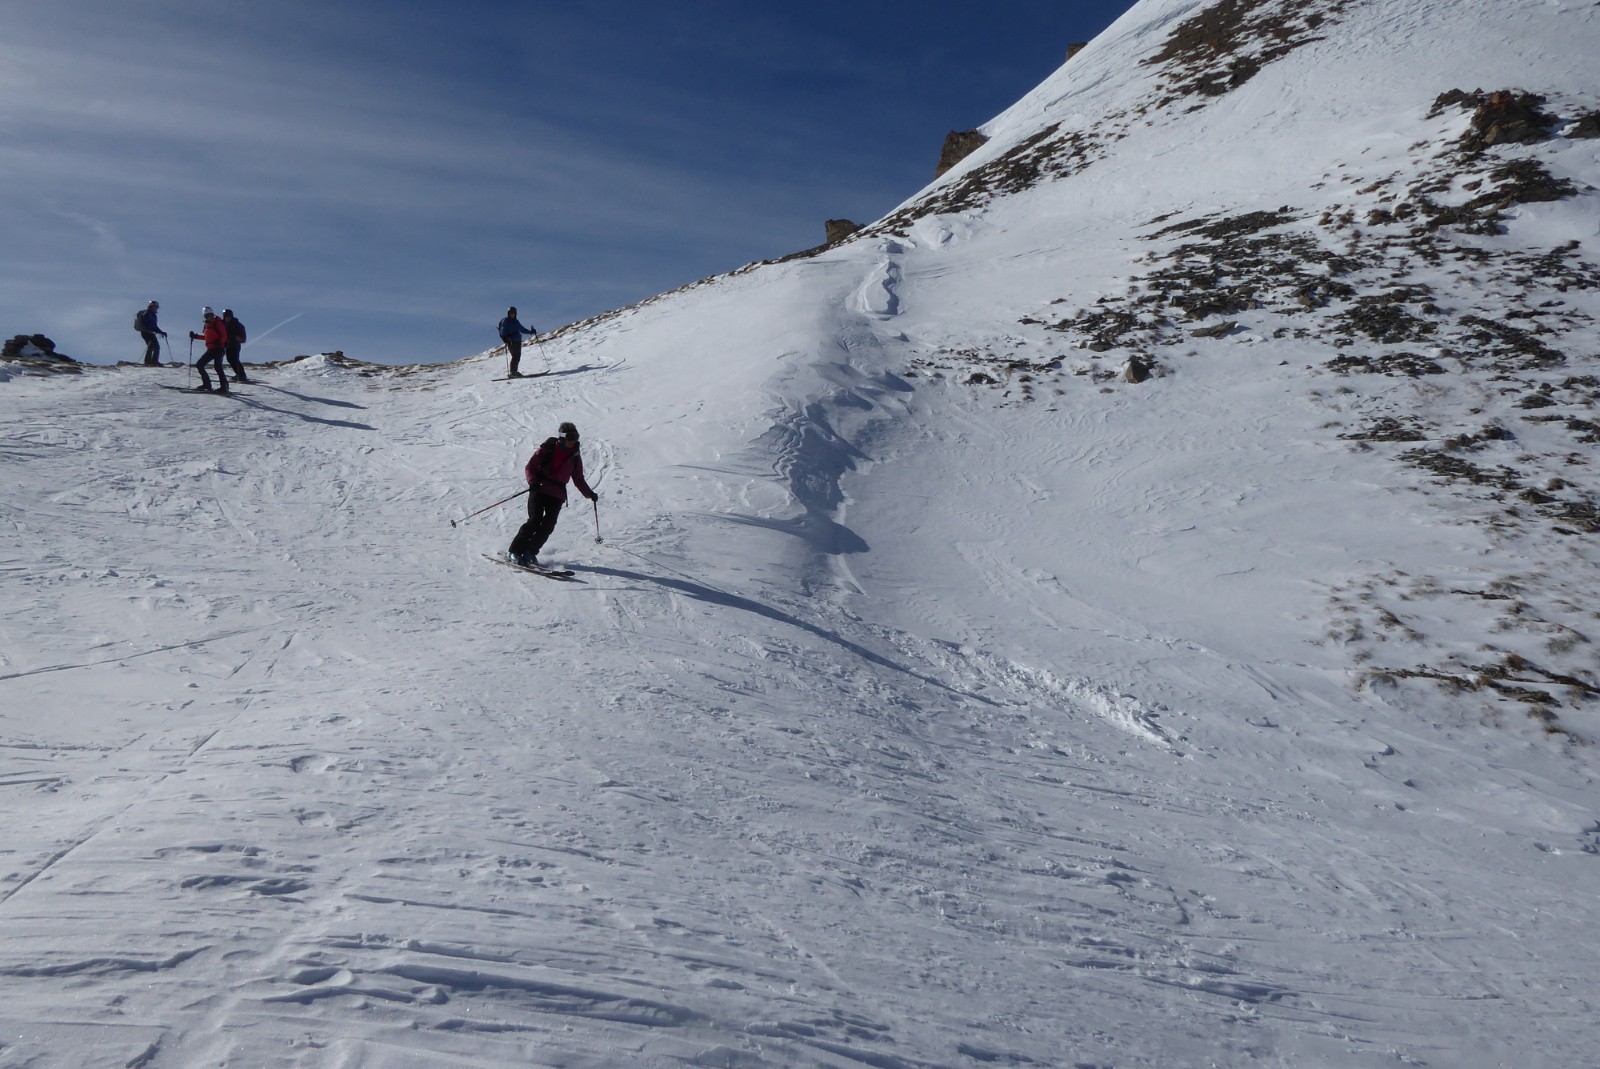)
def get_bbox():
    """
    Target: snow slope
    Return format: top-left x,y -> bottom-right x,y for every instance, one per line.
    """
4,0 -> 1600,1066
